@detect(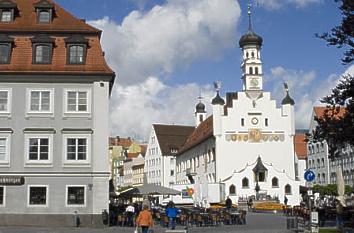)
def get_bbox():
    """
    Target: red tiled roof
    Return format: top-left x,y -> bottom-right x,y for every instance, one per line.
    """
127,153 -> 139,159
313,106 -> 346,119
153,124 -> 195,156
294,134 -> 307,160
109,137 -> 133,148
0,0 -> 99,33
0,0 -> 114,75
178,115 -> 214,154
